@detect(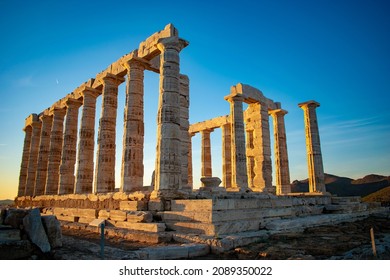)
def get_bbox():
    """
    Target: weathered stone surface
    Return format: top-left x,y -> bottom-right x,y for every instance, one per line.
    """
119,201 -> 147,211
23,208 -> 51,253
108,210 -> 128,221
114,222 -> 165,232
41,215 -> 62,248
126,211 -> 153,223
4,209 -> 29,228
89,218 -> 105,227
